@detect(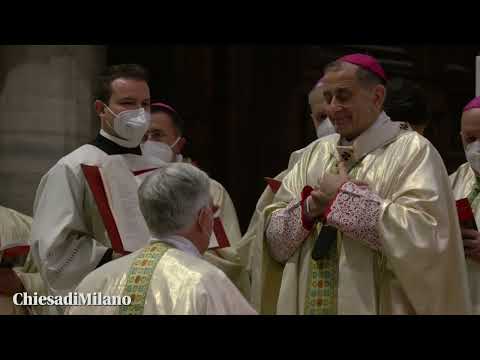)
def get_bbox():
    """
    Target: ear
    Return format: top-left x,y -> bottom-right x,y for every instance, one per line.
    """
372,84 -> 386,110
94,100 -> 106,117
198,206 -> 213,232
